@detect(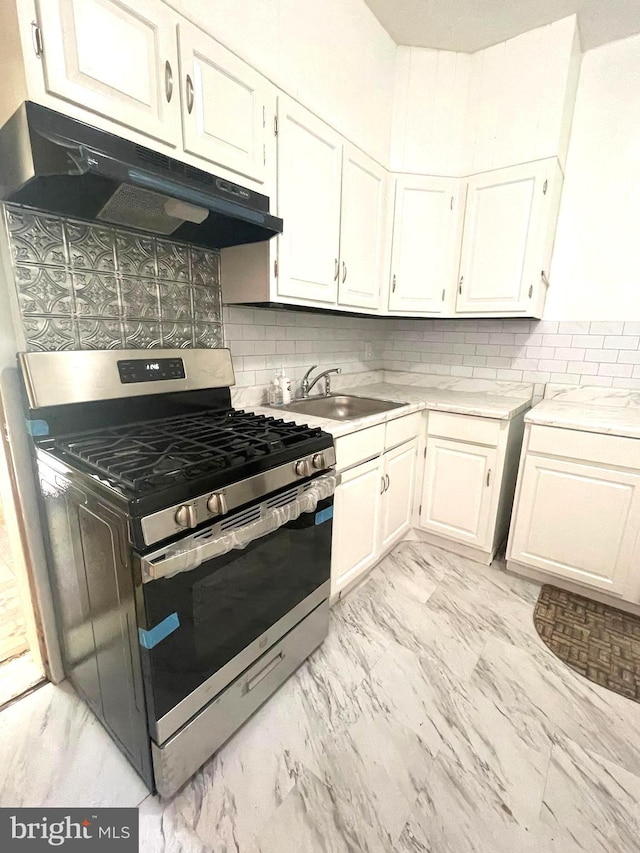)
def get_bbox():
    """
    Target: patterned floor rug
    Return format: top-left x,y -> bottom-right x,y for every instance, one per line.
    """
534,585 -> 640,701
